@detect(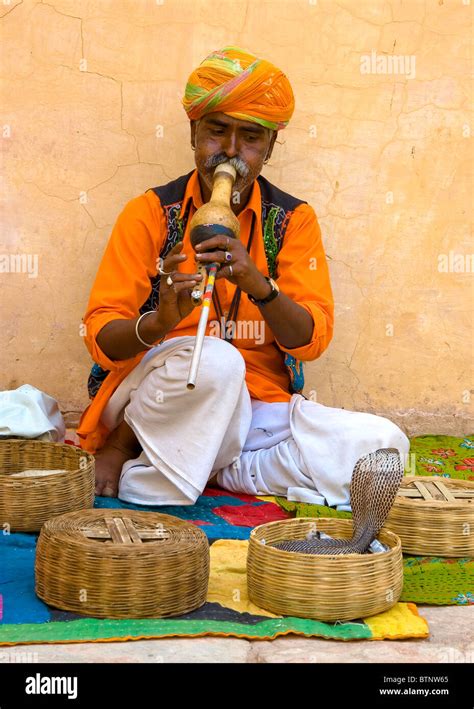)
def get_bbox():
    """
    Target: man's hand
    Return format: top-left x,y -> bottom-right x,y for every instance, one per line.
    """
194,233 -> 315,350
95,242 -> 203,361
155,241 -> 203,332
194,235 -> 271,299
